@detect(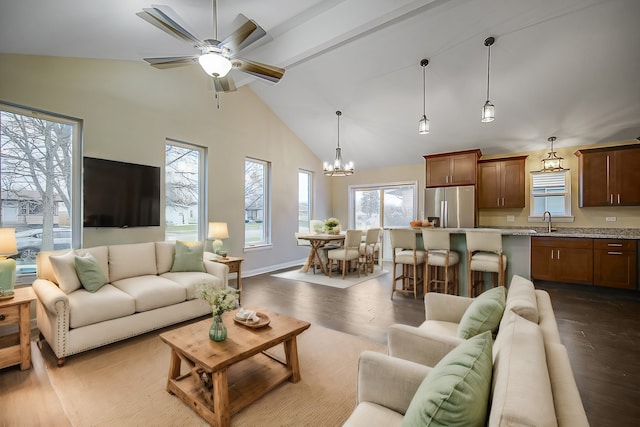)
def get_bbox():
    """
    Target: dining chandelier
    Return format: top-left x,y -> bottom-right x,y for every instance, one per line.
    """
418,58 -> 430,135
323,111 -> 354,177
481,36 -> 496,123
